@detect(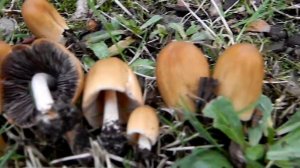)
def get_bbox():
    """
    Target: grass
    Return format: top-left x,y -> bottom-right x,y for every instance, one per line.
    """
1,0 -> 300,167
